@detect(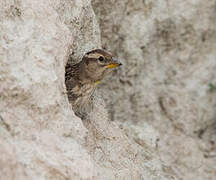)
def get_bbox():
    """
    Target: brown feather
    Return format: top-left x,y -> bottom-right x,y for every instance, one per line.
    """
65,49 -> 121,119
